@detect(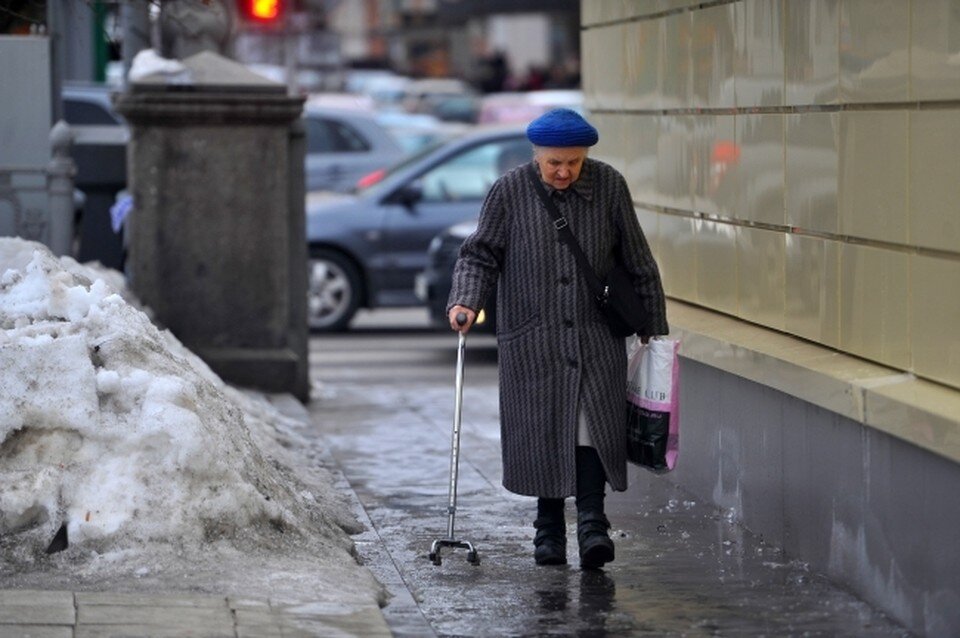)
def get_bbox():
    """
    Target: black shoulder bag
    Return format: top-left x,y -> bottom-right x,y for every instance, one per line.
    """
525,164 -> 647,338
